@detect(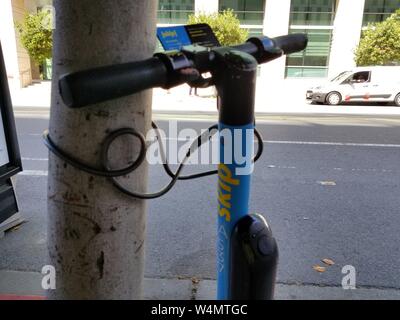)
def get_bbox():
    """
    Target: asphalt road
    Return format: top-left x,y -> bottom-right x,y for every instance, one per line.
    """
1,113 -> 400,290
